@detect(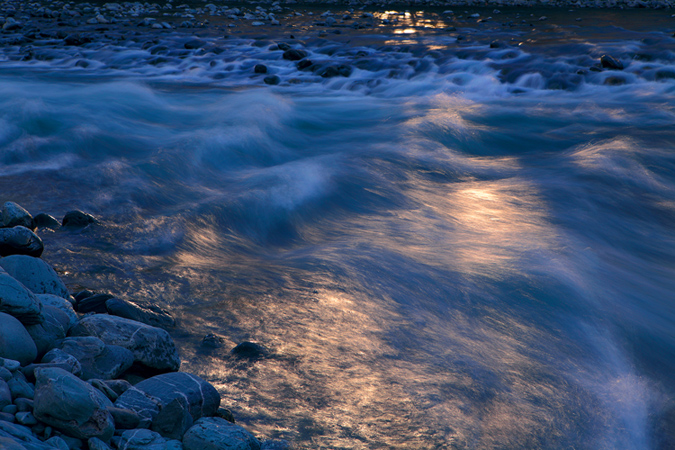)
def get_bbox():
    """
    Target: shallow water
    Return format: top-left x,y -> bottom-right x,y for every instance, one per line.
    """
1,9 -> 675,449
